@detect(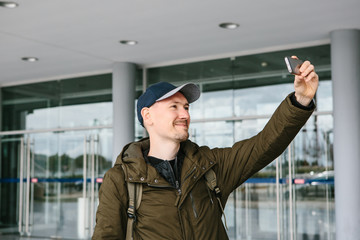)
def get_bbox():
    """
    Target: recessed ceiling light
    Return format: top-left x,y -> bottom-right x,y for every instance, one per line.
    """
22,57 -> 39,62
261,62 -> 268,67
119,40 -> 138,45
0,1 -> 19,8
219,22 -> 240,30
